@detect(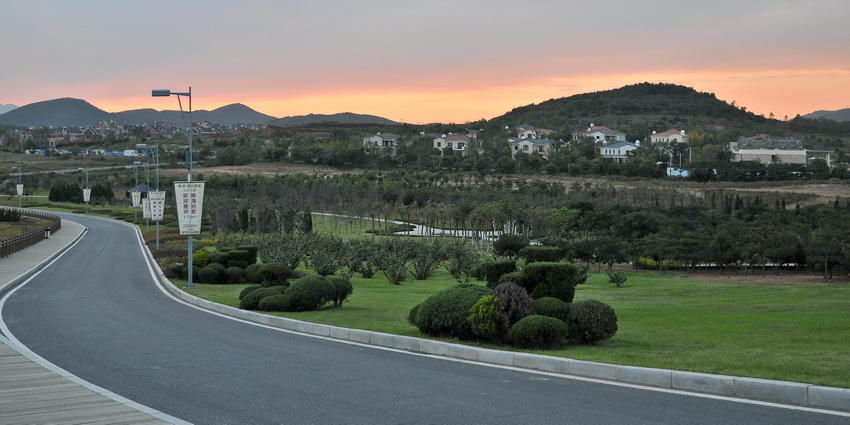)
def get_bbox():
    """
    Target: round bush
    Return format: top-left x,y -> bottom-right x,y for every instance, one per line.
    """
182,265 -> 200,282
490,282 -> 534,330
497,271 -> 525,287
329,278 -> 354,307
567,300 -> 618,345
532,297 -> 571,322
258,294 -> 291,312
244,263 -> 263,284
198,265 -> 223,284
260,262 -> 292,286
192,250 -> 209,268
207,262 -> 226,273
506,315 -> 568,349
284,275 -> 336,312
239,284 -> 262,300
409,284 -> 489,339
467,294 -> 501,340
224,266 -> 245,284
239,287 -> 286,310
